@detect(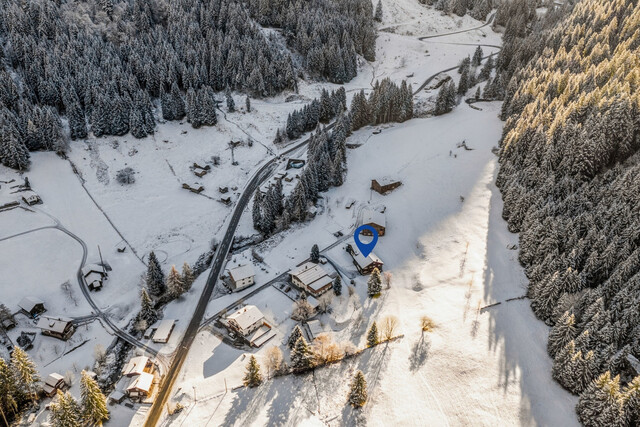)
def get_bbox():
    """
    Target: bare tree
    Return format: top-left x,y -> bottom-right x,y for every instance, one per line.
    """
317,293 -> 333,314
93,344 -> 107,365
381,315 -> 399,341
265,346 -> 283,378
64,370 -> 75,387
383,272 -> 392,289
341,341 -> 358,357
292,299 -> 314,321
421,315 -> 435,332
